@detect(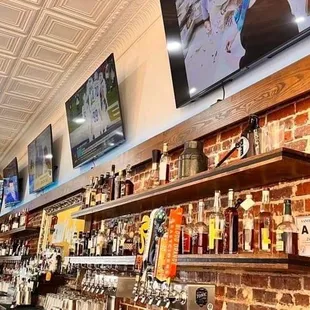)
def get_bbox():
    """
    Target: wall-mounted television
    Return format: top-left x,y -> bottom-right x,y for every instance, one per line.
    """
28,125 -> 54,193
65,53 -> 125,168
160,0 -> 310,108
3,158 -> 20,206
